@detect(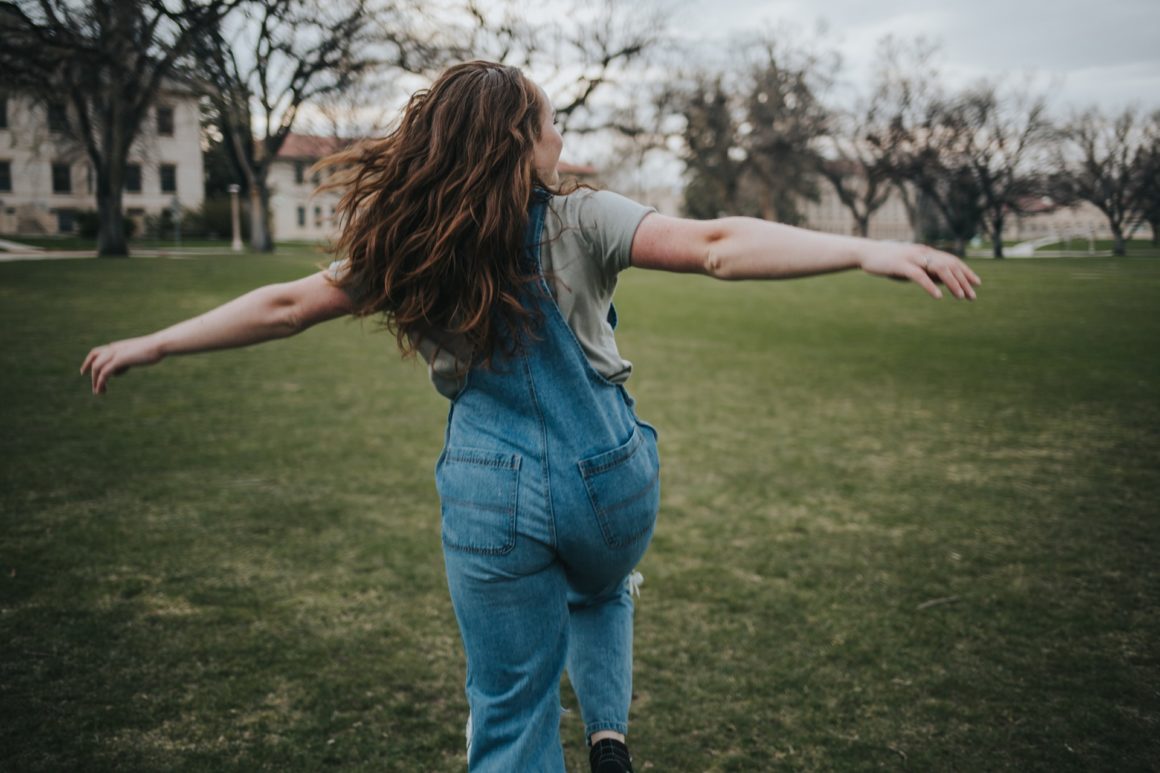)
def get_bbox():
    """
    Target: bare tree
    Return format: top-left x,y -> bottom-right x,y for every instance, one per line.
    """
865,35 -> 944,243
191,0 -> 389,252
677,74 -> 748,218
0,0 -> 242,256
1051,106 -> 1147,256
741,39 -> 834,224
869,42 -> 992,256
299,76 -> 401,141
1129,110 -> 1160,247
957,81 -> 1053,258
451,0 -> 666,135
818,106 -> 895,238
887,96 -> 990,257
667,32 -> 835,222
